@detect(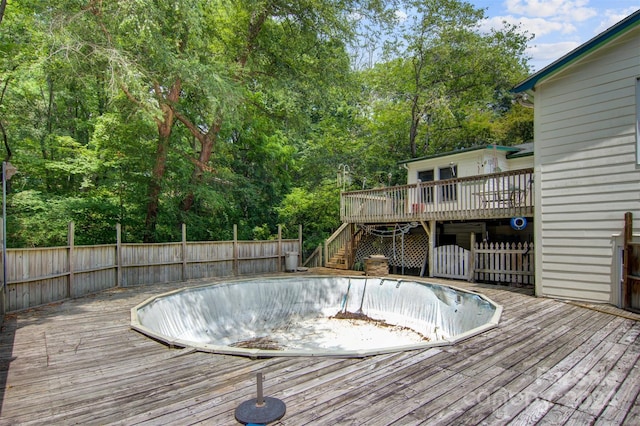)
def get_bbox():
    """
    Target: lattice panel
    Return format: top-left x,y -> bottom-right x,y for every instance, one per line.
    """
355,231 -> 428,269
